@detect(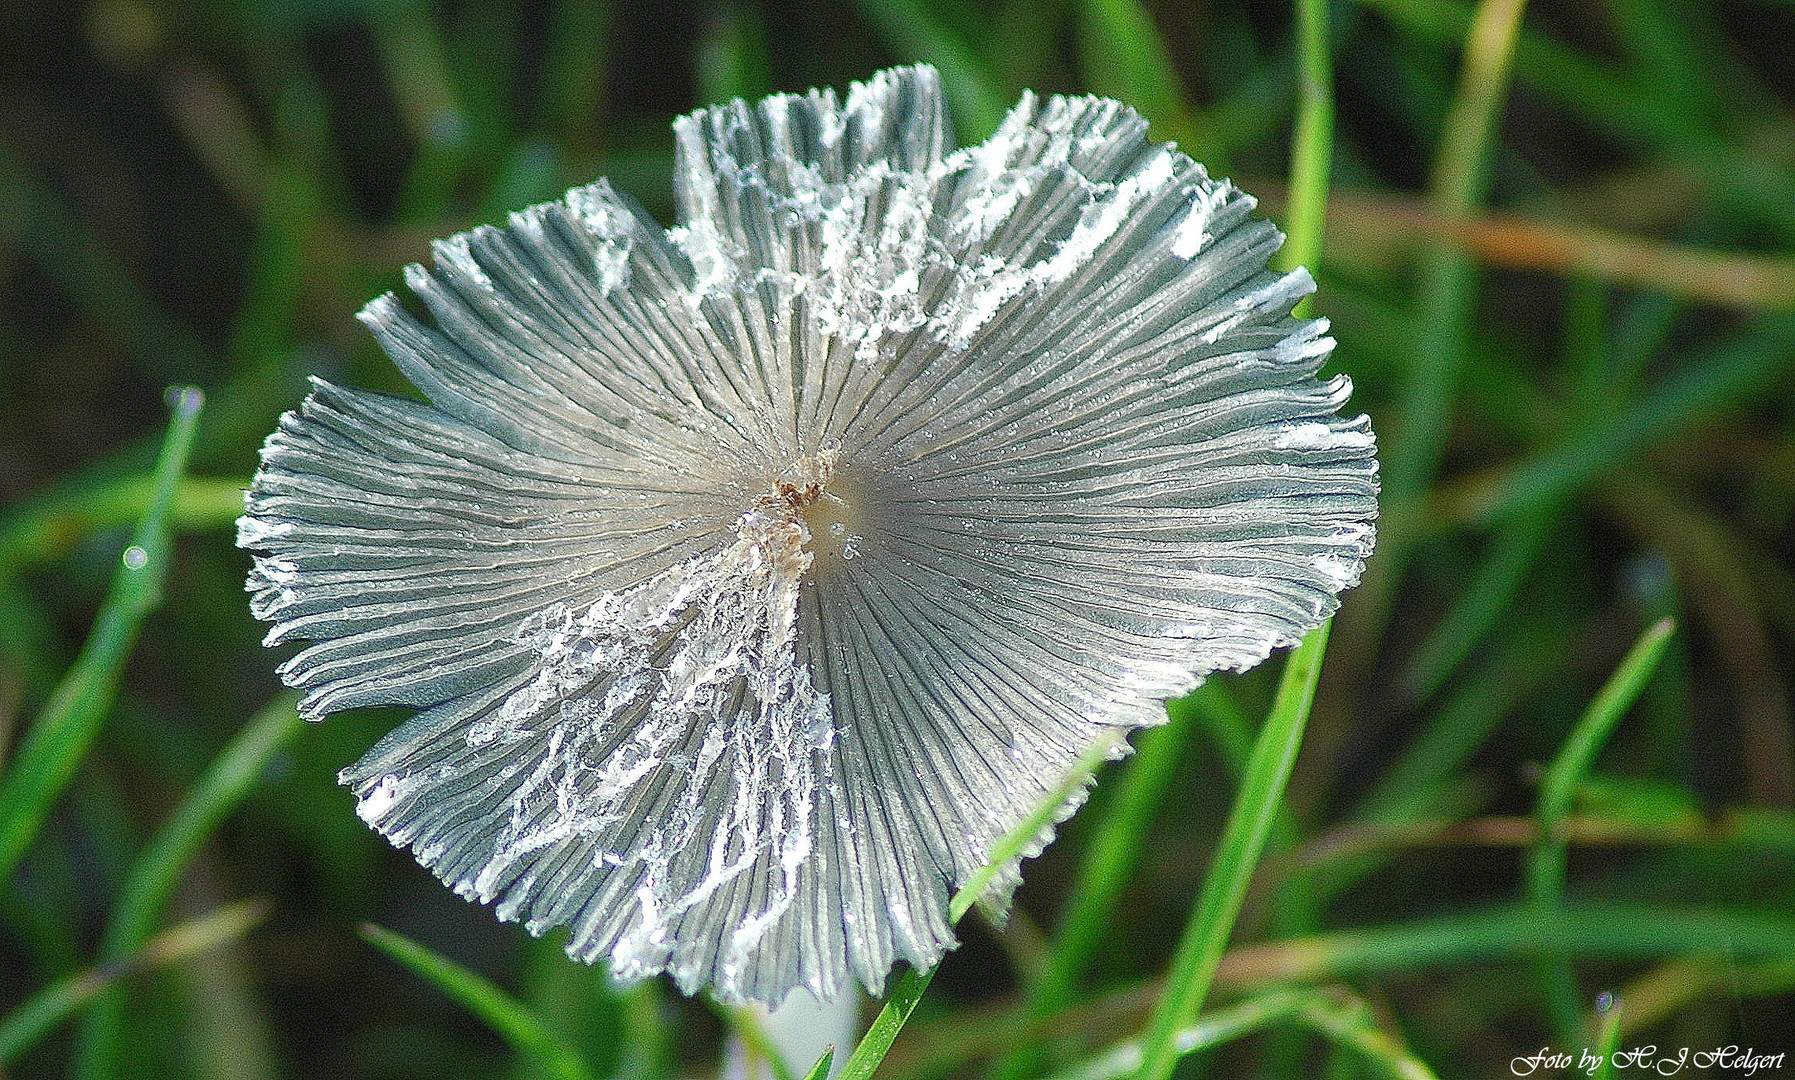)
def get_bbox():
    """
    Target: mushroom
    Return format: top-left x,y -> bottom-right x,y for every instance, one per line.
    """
239,65 -> 1377,1006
